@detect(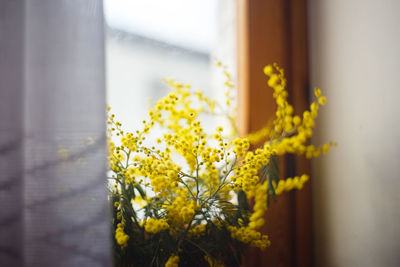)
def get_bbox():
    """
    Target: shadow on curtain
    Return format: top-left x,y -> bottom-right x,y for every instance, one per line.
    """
0,1 -> 112,266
